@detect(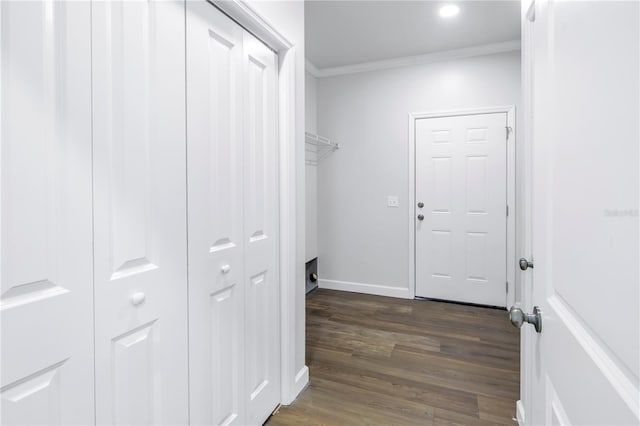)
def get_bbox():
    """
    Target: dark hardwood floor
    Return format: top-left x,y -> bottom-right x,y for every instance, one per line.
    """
267,289 -> 520,426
